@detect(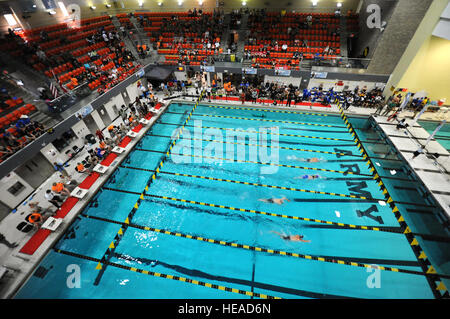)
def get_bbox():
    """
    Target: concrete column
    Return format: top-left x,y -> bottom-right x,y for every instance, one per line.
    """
90,110 -> 106,131
382,0 -> 450,96
366,0 -> 434,75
